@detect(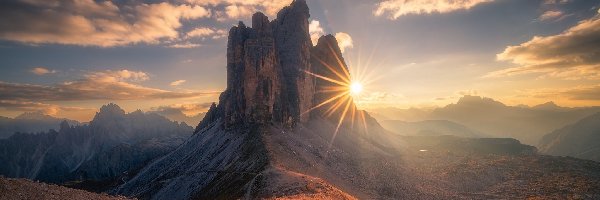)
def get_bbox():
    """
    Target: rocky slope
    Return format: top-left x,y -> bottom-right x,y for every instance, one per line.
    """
0,177 -> 130,200
0,112 -> 80,139
0,103 -> 191,184
539,112 -> 600,162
